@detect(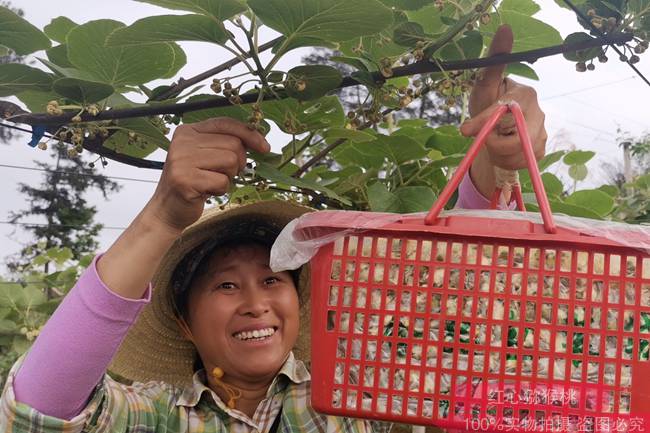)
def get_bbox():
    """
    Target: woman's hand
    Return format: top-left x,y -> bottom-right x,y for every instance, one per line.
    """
143,117 -> 270,233
99,117 -> 270,299
460,25 -> 547,198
